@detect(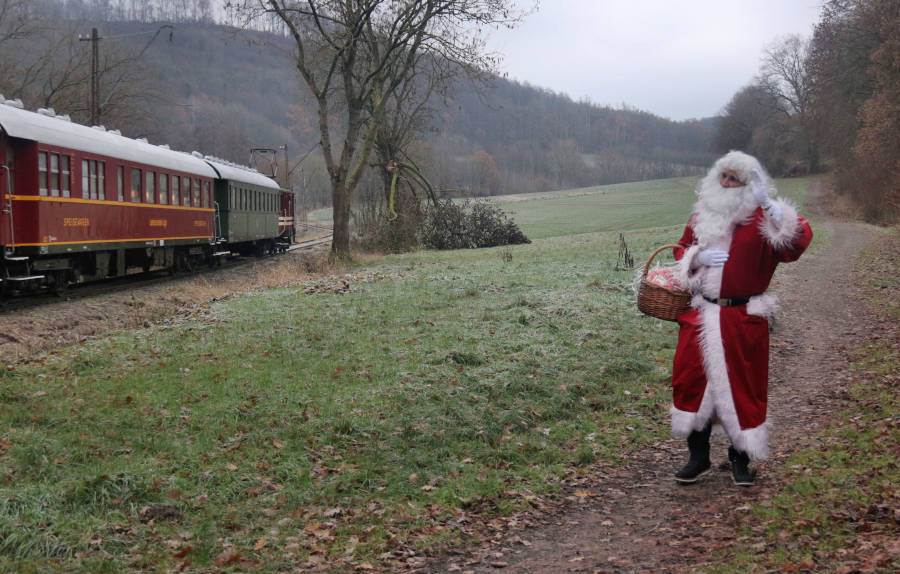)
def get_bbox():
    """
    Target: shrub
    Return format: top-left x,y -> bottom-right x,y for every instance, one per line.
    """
421,199 -> 530,250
